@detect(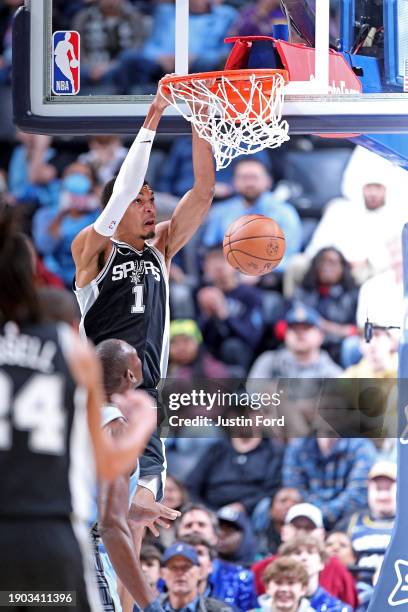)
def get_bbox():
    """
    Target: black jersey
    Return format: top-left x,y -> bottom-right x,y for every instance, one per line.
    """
75,239 -> 170,390
0,321 -> 95,519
